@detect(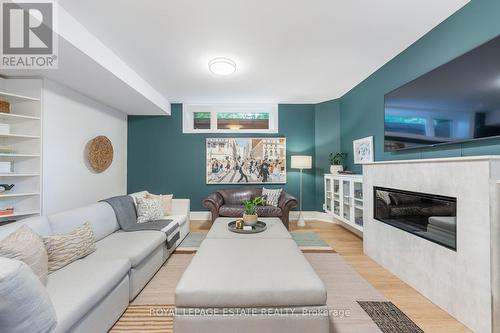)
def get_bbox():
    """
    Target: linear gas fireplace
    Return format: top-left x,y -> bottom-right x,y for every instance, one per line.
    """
373,187 -> 457,250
